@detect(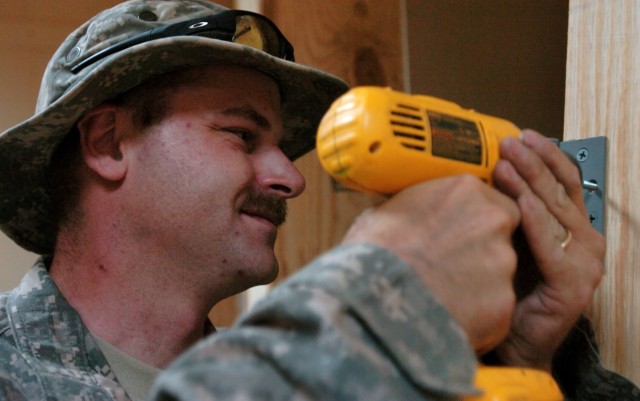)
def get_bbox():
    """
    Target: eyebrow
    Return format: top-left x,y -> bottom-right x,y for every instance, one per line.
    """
220,106 -> 272,131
